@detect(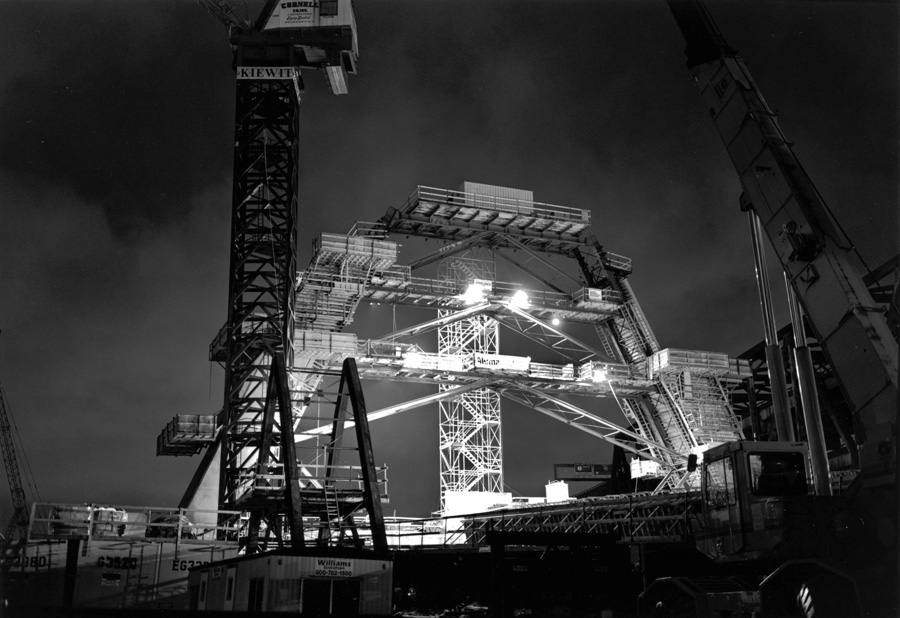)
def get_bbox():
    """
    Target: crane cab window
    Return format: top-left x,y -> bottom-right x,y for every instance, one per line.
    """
748,452 -> 808,496
705,455 -> 736,507
320,0 -> 338,17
